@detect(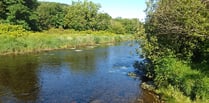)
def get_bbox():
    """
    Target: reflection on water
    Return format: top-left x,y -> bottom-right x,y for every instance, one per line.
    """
0,55 -> 39,102
0,41 -> 143,103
